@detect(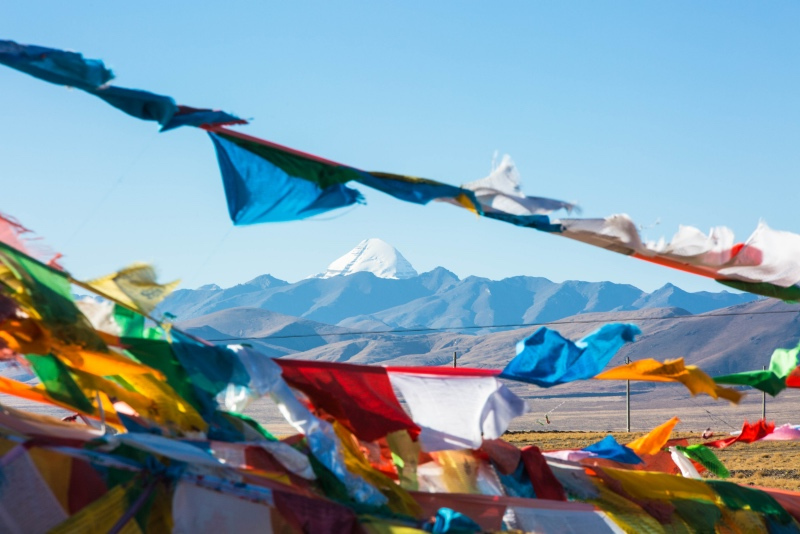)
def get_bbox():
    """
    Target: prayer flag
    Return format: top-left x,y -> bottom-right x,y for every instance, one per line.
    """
626,417 -> 680,456
500,323 -> 640,387
595,357 -> 743,403
714,341 -> 800,396
83,263 -> 179,316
